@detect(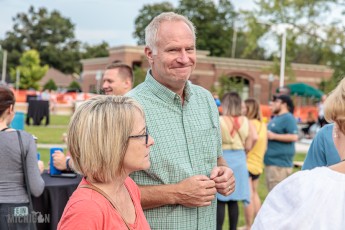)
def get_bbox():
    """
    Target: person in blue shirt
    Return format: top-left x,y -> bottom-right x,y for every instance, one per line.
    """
264,94 -> 298,192
302,124 -> 340,170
